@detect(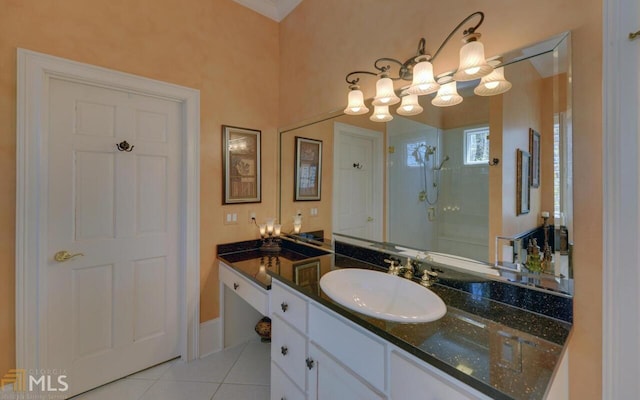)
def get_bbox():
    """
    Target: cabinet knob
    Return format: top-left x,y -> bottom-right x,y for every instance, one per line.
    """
280,346 -> 288,356
233,282 -> 239,290
305,357 -> 315,370
281,302 -> 288,312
